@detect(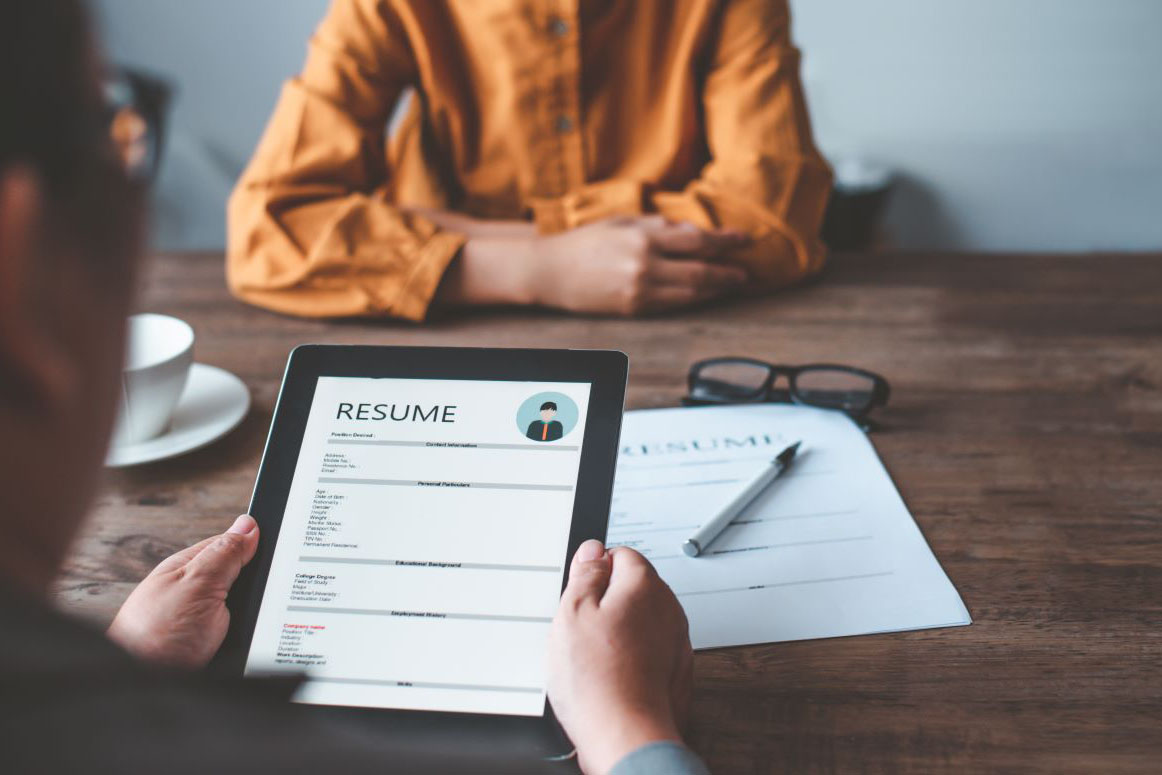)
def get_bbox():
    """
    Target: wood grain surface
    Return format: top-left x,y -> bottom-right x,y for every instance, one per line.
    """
55,251 -> 1162,773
